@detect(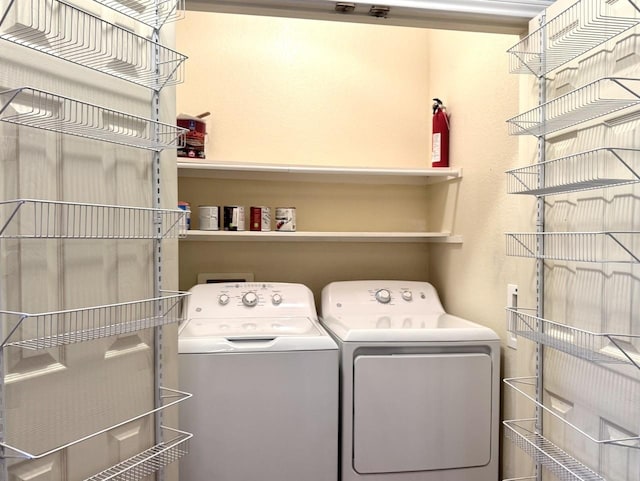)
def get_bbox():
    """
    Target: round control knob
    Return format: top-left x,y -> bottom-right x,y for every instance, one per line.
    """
242,291 -> 259,307
401,290 -> 413,301
272,293 -> 283,306
375,289 -> 391,304
218,294 -> 230,306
